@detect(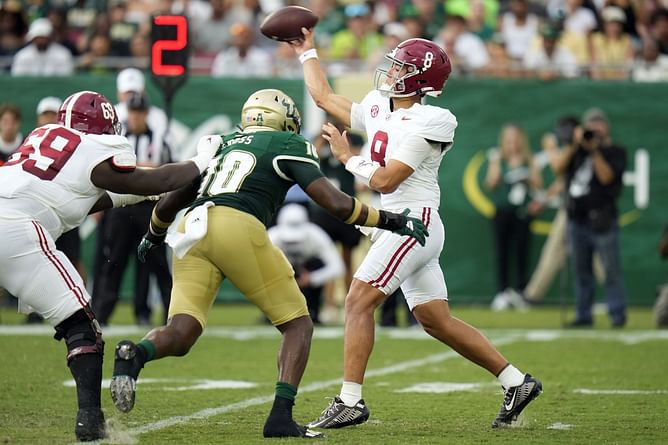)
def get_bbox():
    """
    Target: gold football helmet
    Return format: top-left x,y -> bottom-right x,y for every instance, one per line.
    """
241,89 -> 301,134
